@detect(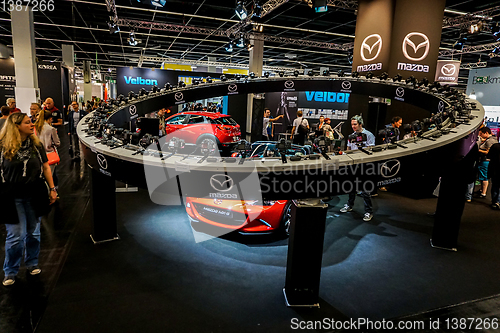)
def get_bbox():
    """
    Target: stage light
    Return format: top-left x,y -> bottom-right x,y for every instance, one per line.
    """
246,43 -> 254,51
128,31 -> 139,46
235,1 -> 248,20
351,71 -> 359,78
308,70 -> 314,76
235,37 -> 245,48
253,1 -> 262,18
220,75 -> 227,81
347,52 -> 353,65
235,74 -> 242,80
205,76 -> 213,83
192,78 -> 200,85
405,75 -> 416,85
108,21 -> 120,34
293,70 -> 299,77
337,70 -> 345,77
249,72 -> 256,79
151,0 -> 166,7
419,77 -> 429,87
151,85 -> 159,93
164,82 -> 172,90
225,43 -> 233,52
128,91 -> 137,100
263,71 -> 270,78
178,81 -> 186,88
278,71 -> 284,77
365,72 -> 373,79
322,69 -> 330,76
393,74 -> 402,82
